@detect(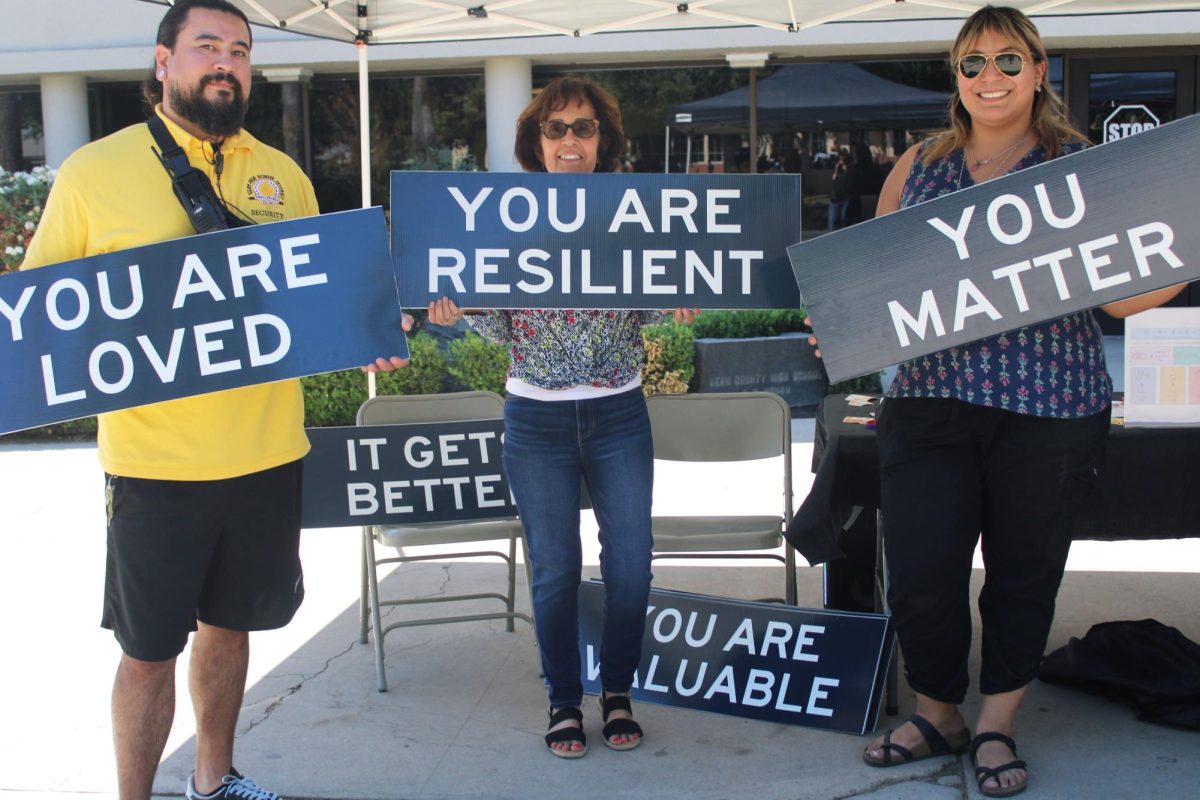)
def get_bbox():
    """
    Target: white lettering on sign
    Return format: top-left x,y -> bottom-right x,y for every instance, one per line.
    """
427,248 -> 765,297
887,221 -> 1184,348
606,188 -> 742,234
448,185 -> 587,234
890,170 -> 1186,350
926,174 -> 1086,260
173,236 -> 326,309
38,313 -> 294,405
